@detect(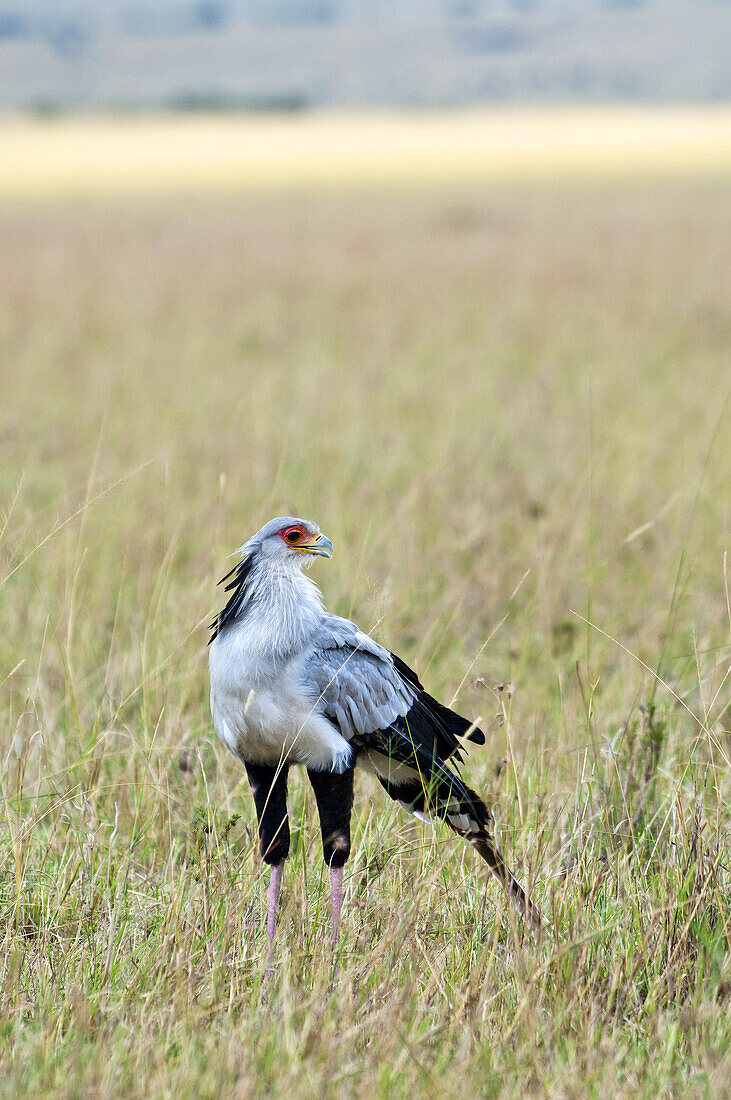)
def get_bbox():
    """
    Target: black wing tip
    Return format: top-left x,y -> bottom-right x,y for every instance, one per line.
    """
389,651 -> 424,690
390,649 -> 487,753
